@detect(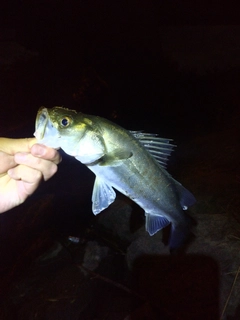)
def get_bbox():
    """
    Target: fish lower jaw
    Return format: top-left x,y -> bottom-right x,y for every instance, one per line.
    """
33,130 -> 43,141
